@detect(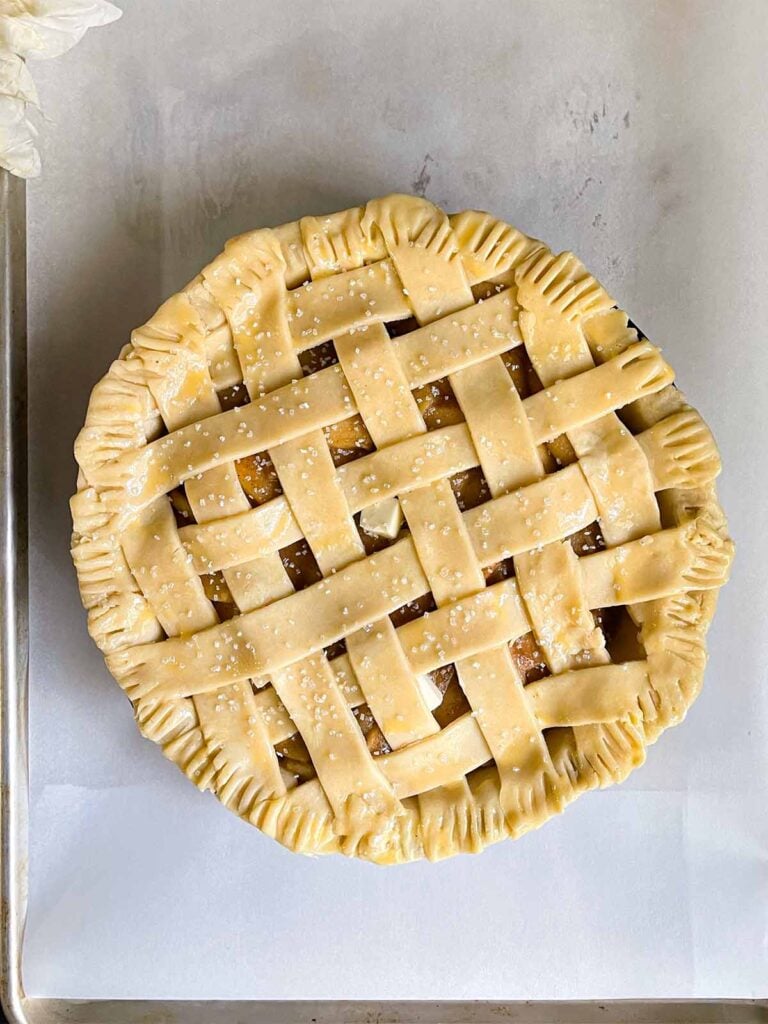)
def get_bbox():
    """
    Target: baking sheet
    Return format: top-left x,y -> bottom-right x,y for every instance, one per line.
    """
21,0 -> 768,1001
